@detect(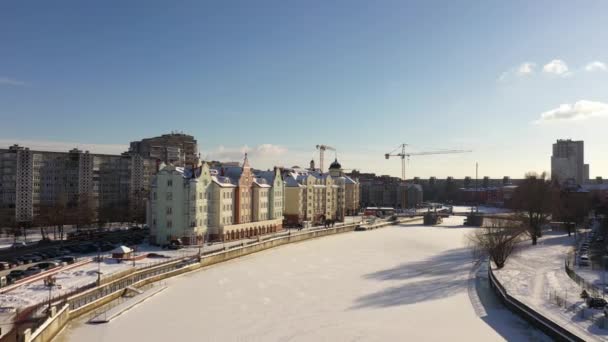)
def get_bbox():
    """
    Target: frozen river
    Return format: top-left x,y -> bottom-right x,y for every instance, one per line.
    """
58,217 -> 546,341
